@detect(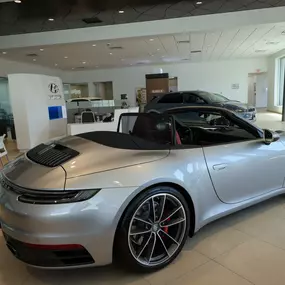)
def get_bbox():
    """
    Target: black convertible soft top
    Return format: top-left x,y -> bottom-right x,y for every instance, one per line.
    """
77,131 -> 172,150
